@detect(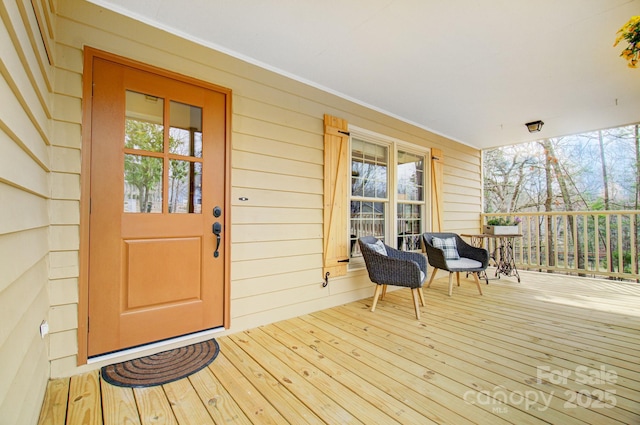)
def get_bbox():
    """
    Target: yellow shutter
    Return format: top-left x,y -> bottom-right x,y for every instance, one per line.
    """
431,148 -> 444,231
323,114 -> 350,278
